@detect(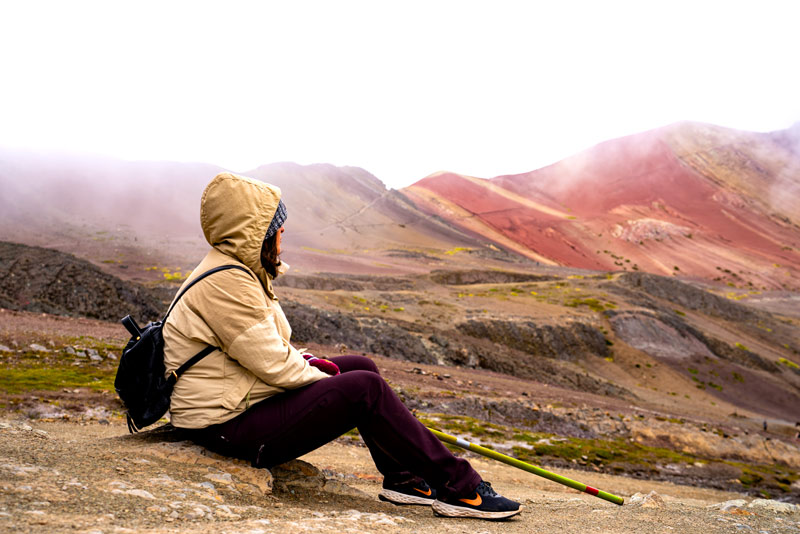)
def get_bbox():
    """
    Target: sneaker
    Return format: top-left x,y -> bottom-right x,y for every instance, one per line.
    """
432,481 -> 522,520
379,478 -> 437,506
